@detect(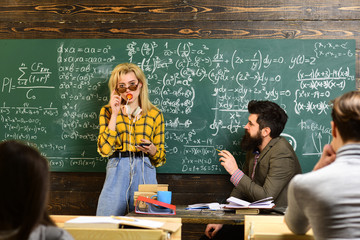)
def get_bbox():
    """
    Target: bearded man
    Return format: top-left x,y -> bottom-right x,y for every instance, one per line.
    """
203,100 -> 302,240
